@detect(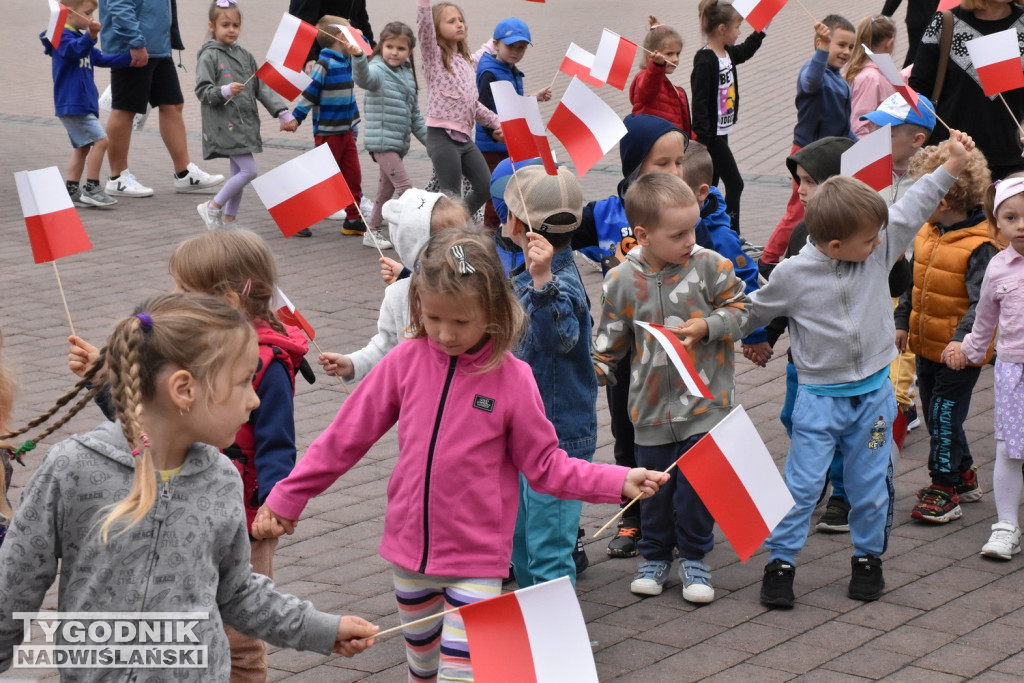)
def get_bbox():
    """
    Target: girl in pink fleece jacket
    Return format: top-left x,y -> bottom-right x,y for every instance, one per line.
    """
254,229 -> 665,682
